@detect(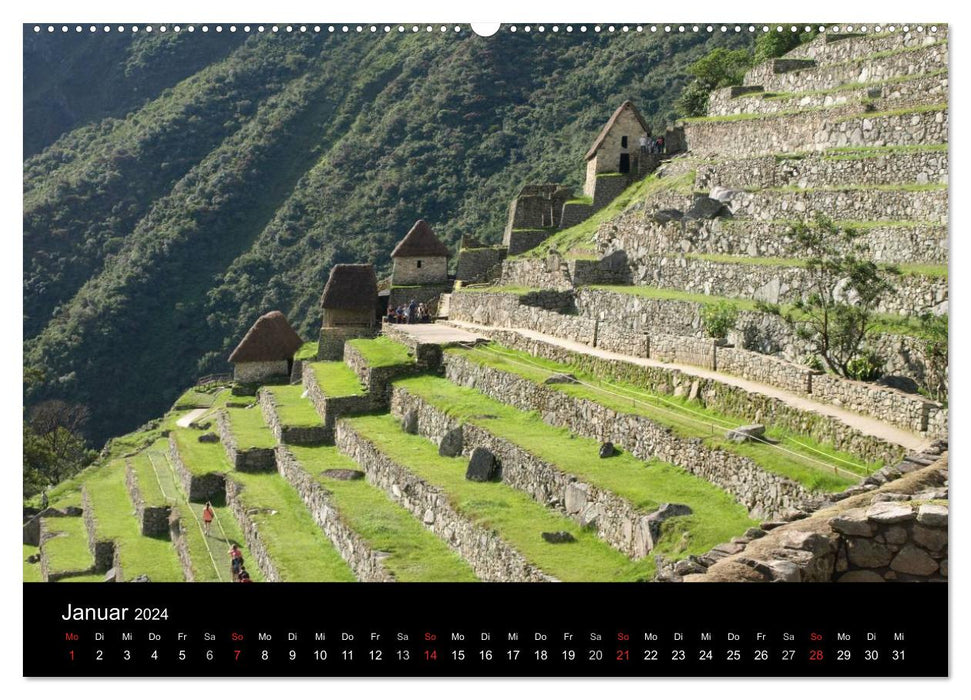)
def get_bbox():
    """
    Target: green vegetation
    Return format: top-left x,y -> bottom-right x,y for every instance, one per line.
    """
128,443 -> 170,506
294,341 -> 319,361
308,361 -> 367,397
822,143 -> 949,158
224,406 -> 277,450
347,414 -> 663,580
84,460 -> 185,581
25,30 -> 754,450
229,471 -> 357,582
264,385 -> 323,428
833,102 -> 947,123
444,346 -> 869,490
23,545 -> 43,582
172,428 -> 232,477
700,300 -> 739,339
521,171 -> 696,258
174,384 -> 227,410
763,69 -> 947,101
289,445 -> 478,582
348,336 -> 415,368
586,283 -> 943,340
564,195 -> 594,205
40,517 -> 94,576
455,285 -> 545,296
